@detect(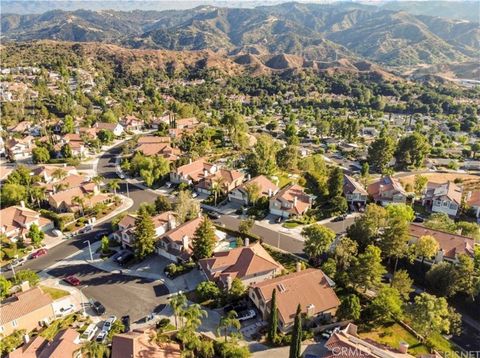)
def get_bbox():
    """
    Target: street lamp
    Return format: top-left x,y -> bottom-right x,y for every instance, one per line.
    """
80,285 -> 89,317
84,240 -> 93,261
